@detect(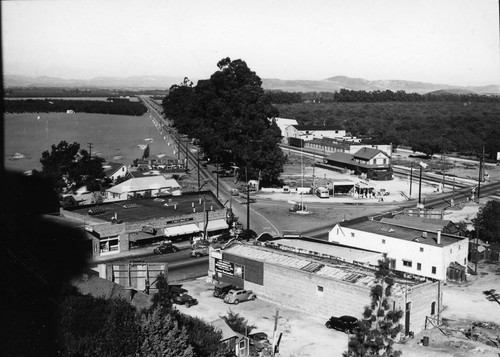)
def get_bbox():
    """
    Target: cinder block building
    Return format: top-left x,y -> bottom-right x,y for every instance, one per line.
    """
209,241 -> 442,336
